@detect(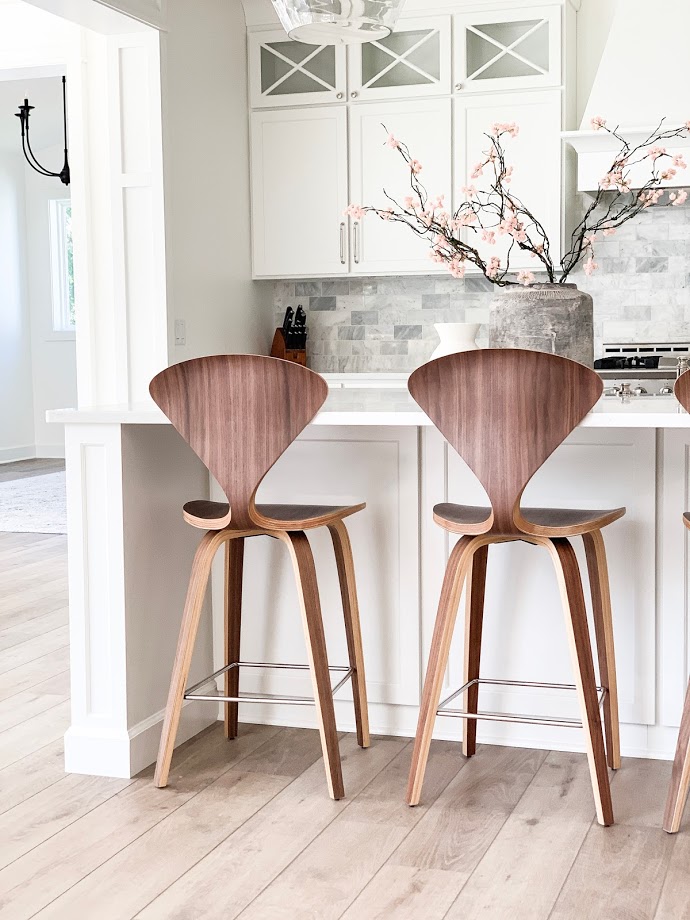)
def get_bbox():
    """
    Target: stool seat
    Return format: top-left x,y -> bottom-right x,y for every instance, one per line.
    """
433,503 -> 626,537
684,512 -> 690,530
183,499 -> 366,531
